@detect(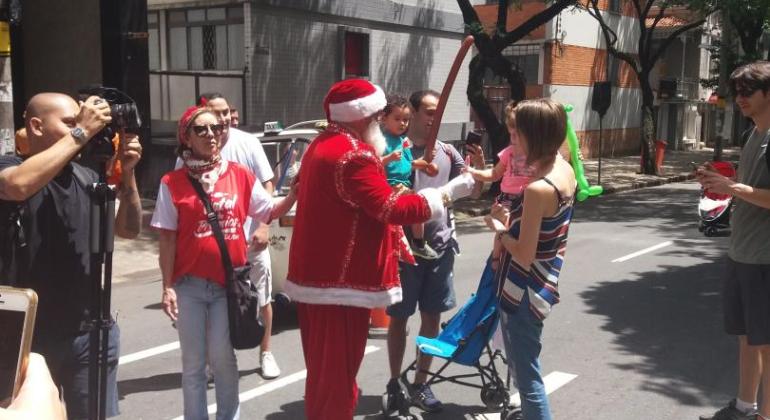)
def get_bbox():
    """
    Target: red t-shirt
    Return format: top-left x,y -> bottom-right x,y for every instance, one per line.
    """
151,162 -> 273,286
